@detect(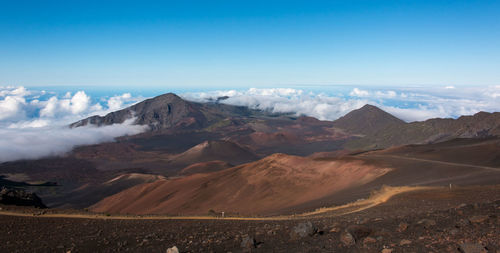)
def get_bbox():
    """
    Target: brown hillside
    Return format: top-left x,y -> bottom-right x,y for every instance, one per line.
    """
91,154 -> 391,215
